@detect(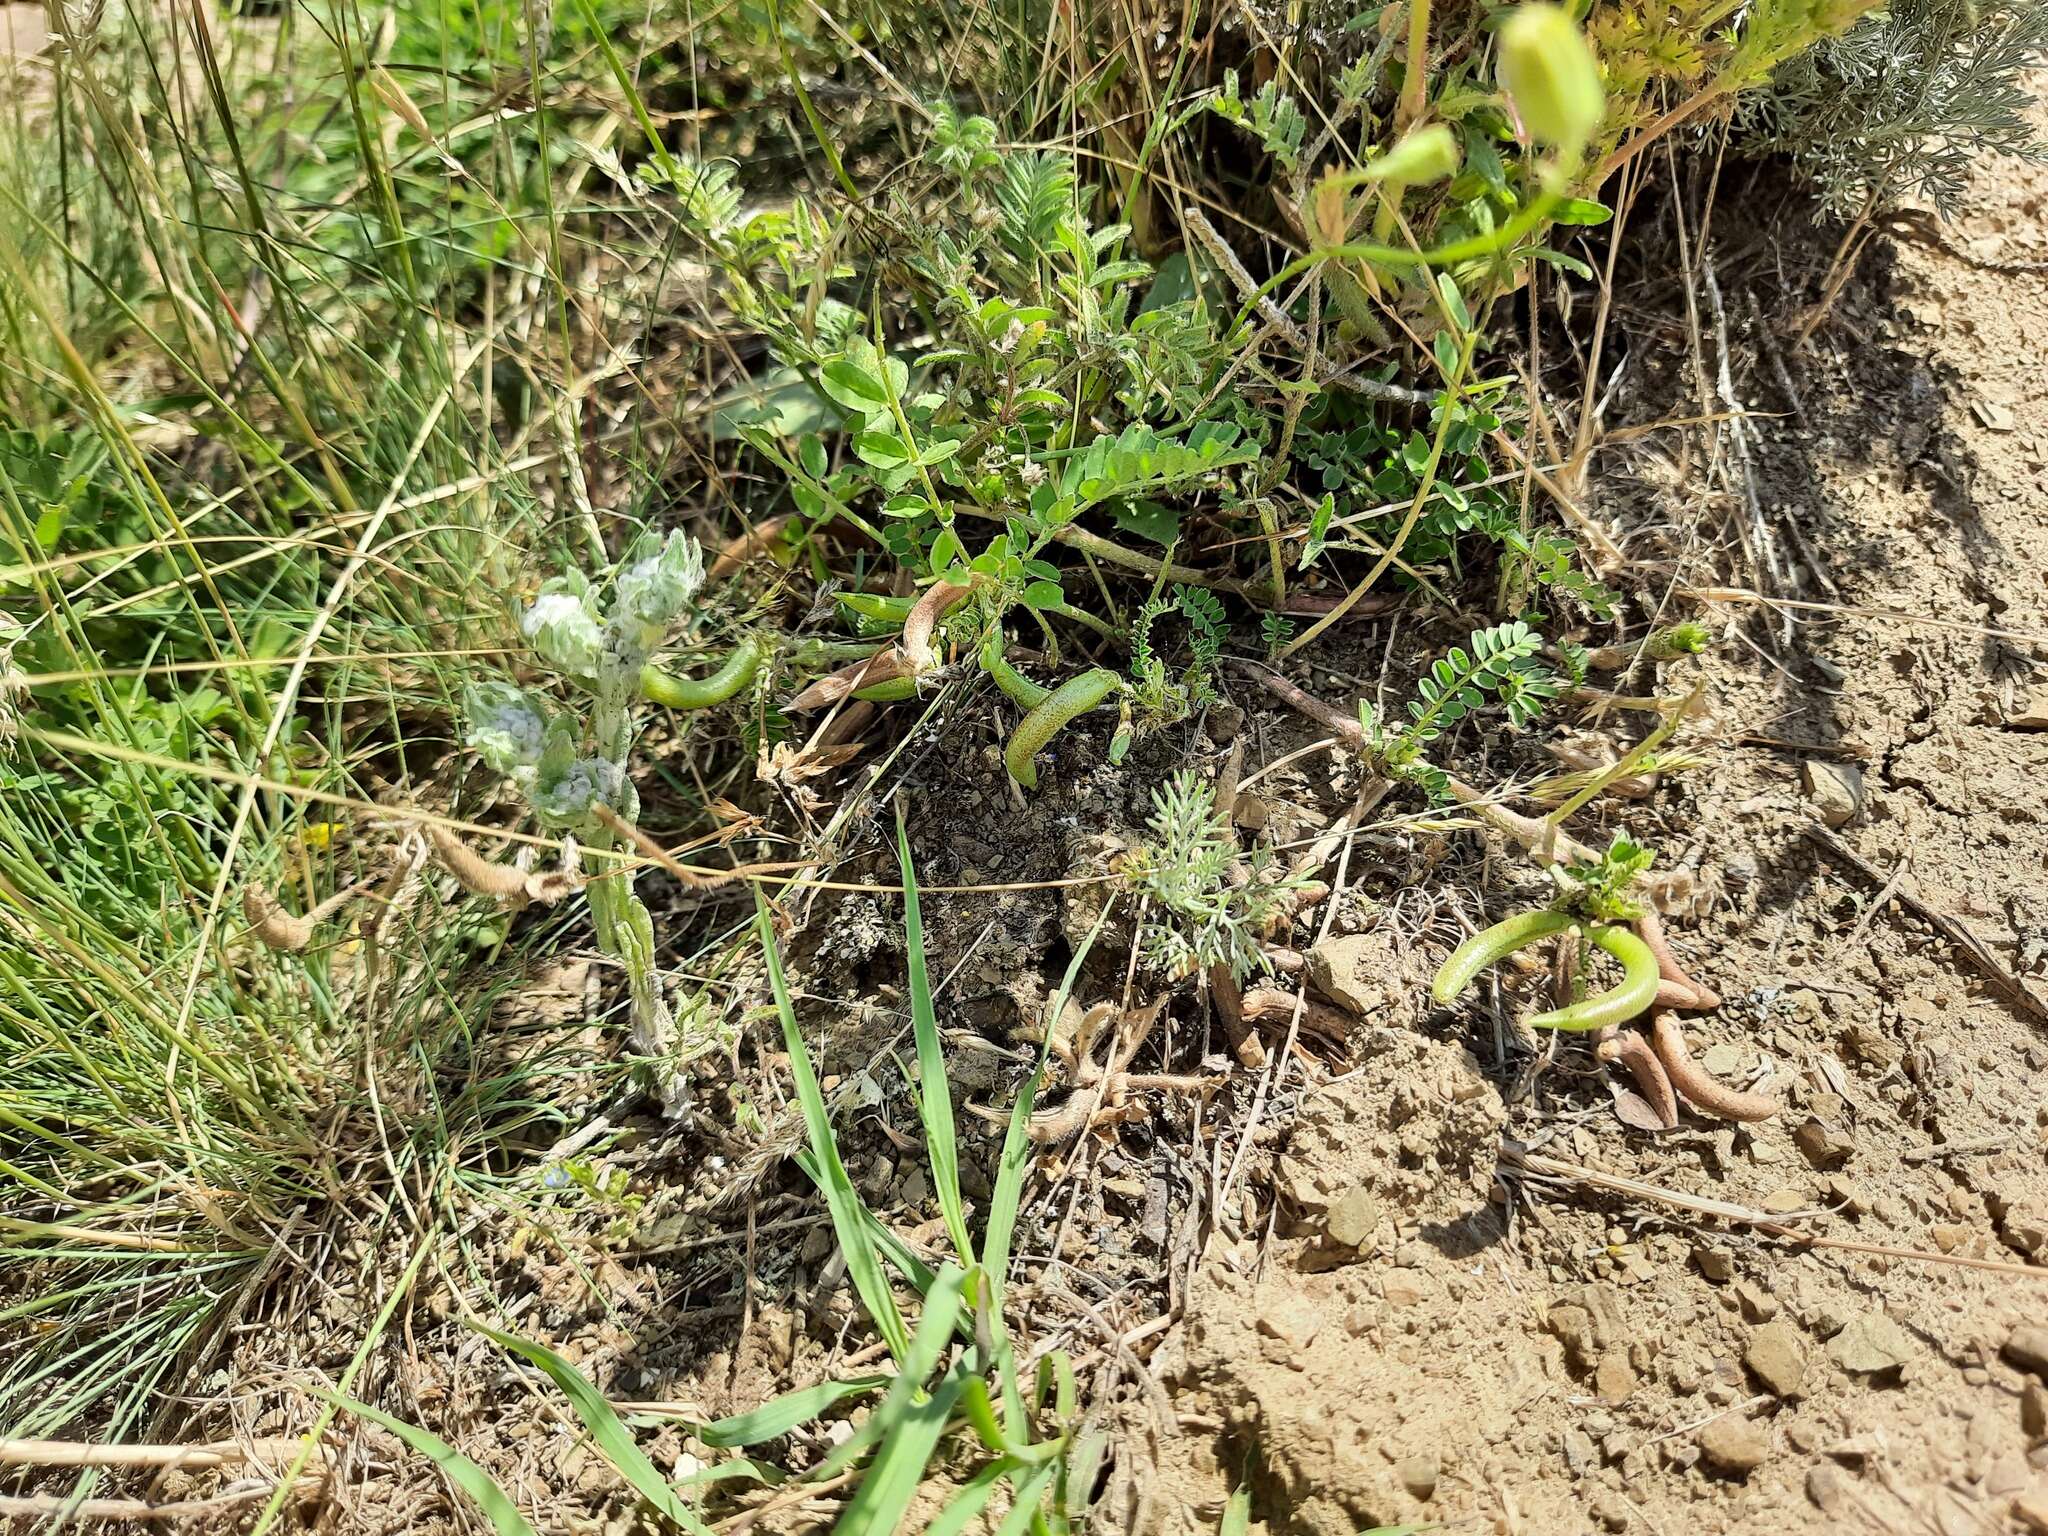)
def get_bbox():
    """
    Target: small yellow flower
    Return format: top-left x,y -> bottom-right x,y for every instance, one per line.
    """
301,821 -> 344,851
